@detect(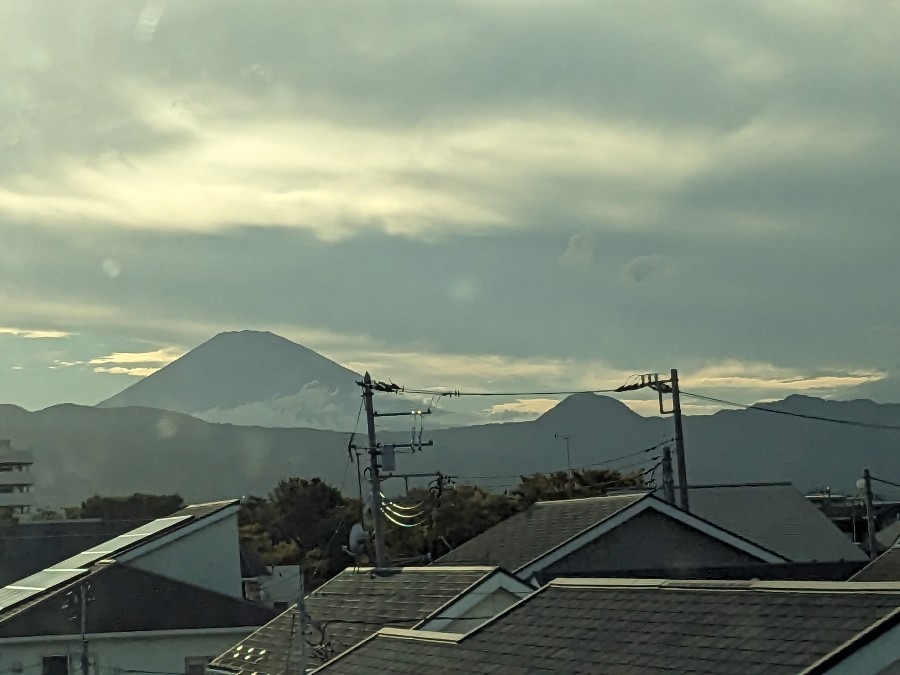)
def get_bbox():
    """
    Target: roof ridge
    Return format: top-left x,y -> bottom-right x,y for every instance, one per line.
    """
550,578 -> 900,593
534,491 -> 649,505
